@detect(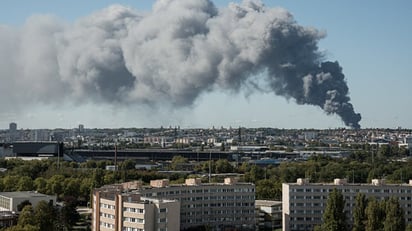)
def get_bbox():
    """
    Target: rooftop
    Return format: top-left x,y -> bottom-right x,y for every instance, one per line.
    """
0,191 -> 52,198
255,200 -> 282,207
286,178 -> 412,187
